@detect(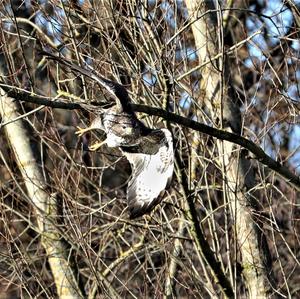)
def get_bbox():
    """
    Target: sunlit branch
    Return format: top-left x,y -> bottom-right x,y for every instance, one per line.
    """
1,83 -> 299,192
